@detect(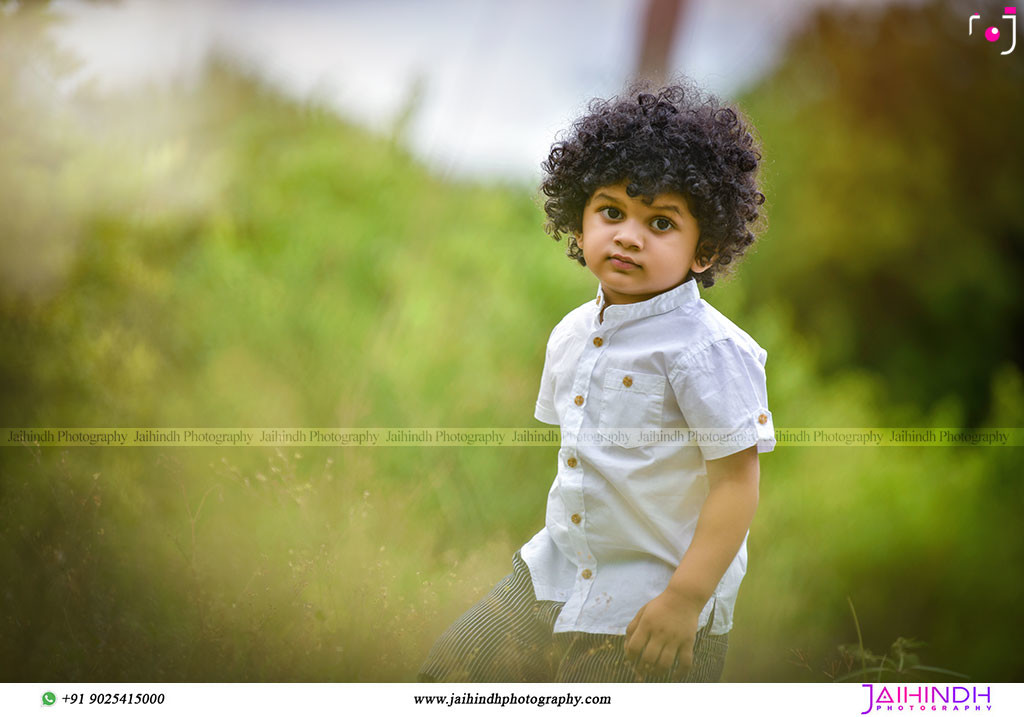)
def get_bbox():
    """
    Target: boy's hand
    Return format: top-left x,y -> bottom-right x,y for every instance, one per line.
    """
623,587 -> 703,679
